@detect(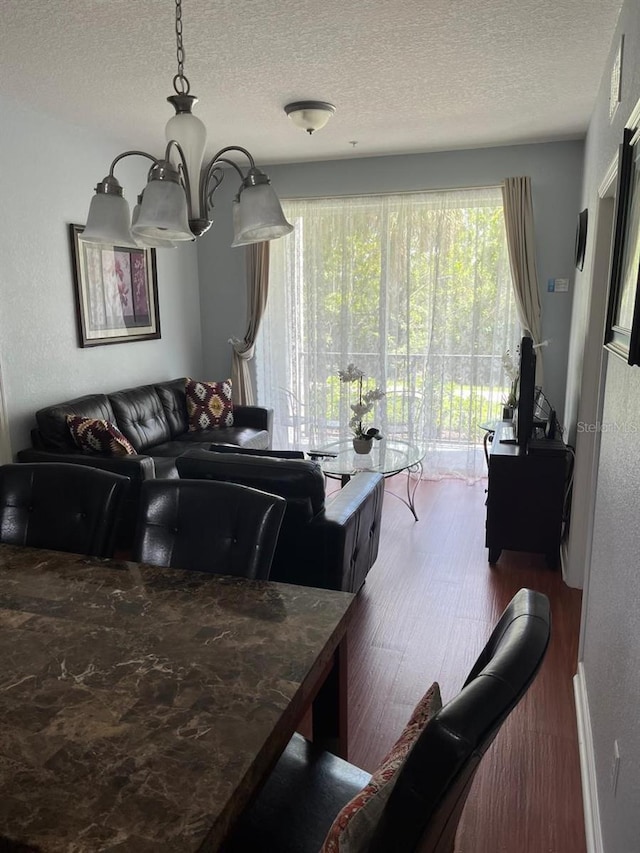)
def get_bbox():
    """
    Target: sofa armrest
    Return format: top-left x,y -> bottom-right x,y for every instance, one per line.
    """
16,448 -> 156,481
305,472 -> 384,592
233,405 -> 273,436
